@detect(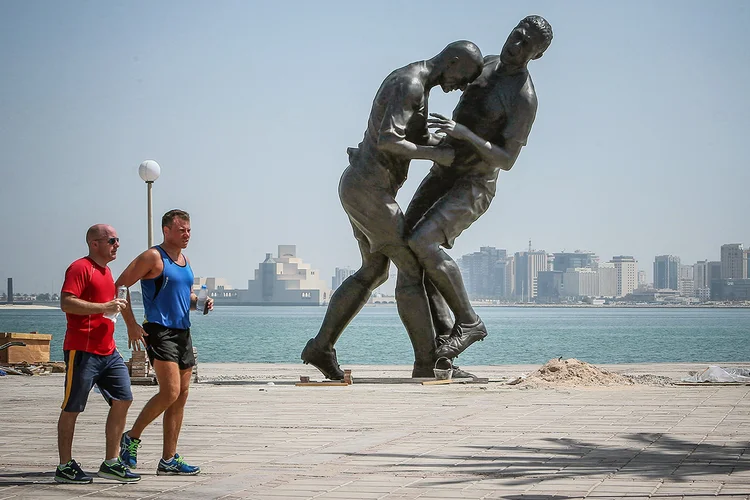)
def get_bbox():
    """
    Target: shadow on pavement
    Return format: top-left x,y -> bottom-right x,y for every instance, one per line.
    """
340,433 -> 750,486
